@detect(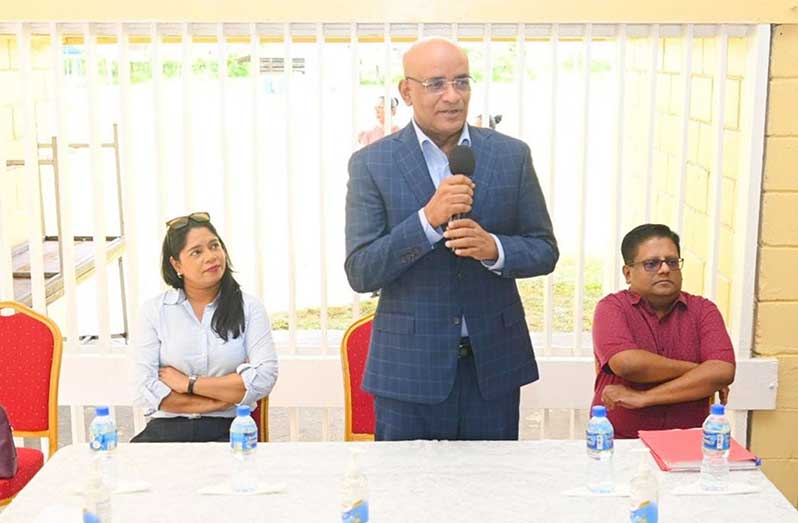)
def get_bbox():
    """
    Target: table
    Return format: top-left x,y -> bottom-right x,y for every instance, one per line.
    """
1,440 -> 796,522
